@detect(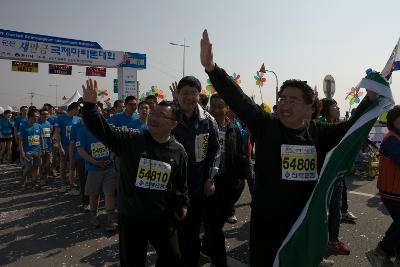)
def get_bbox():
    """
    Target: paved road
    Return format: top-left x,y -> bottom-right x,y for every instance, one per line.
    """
0,162 -> 394,266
